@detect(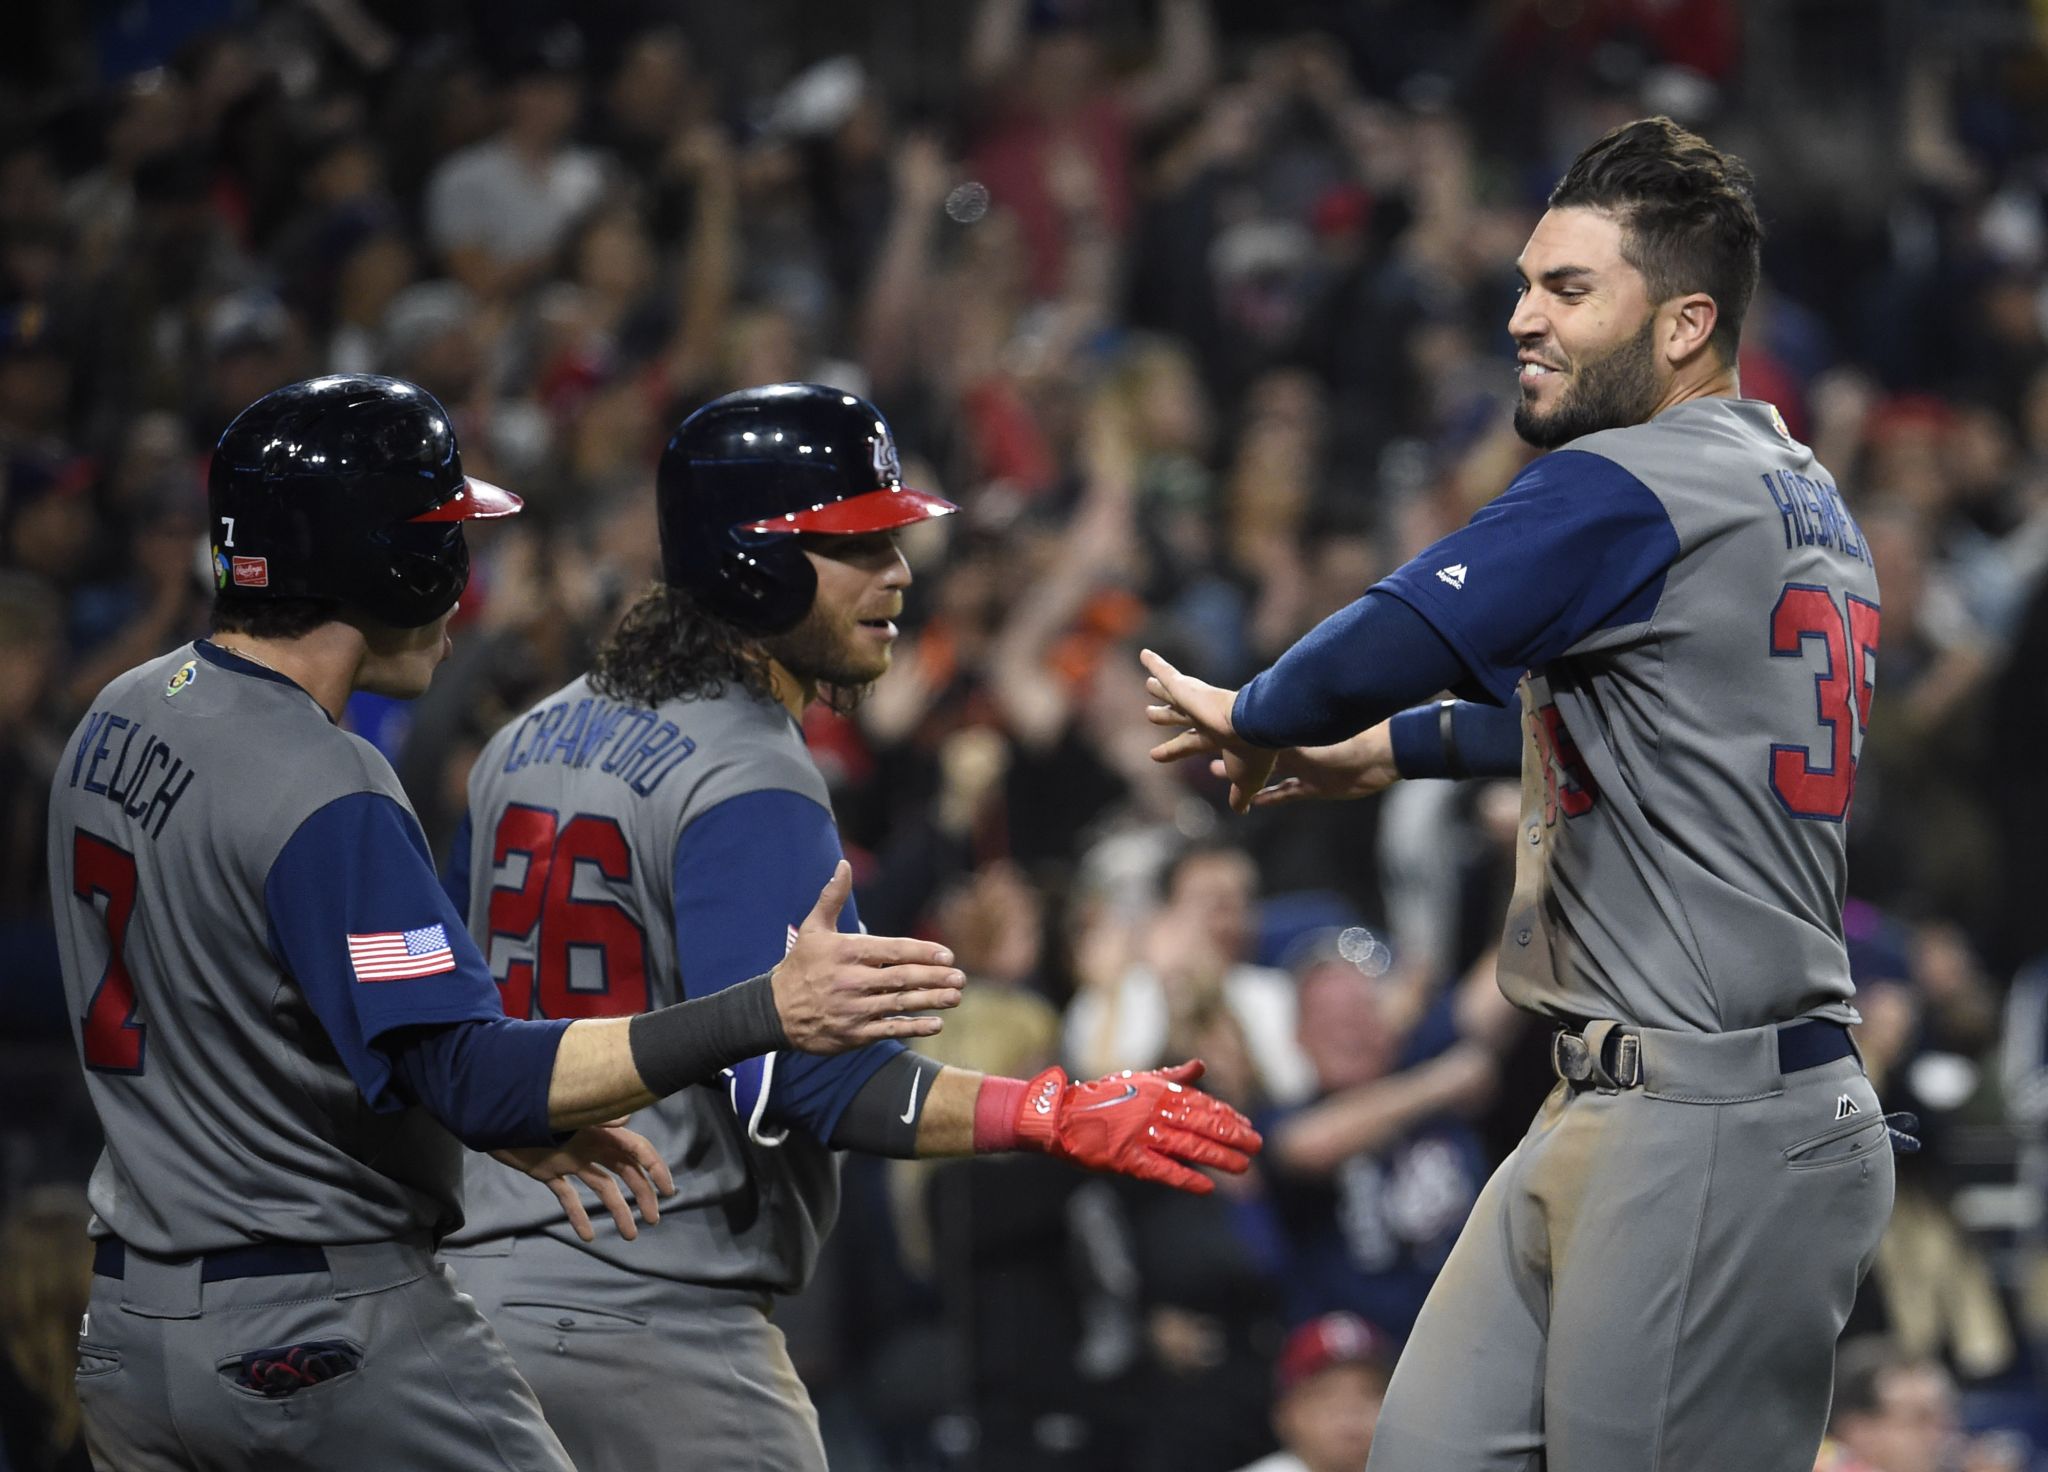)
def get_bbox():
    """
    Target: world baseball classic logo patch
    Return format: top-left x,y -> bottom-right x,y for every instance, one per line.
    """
347,924 -> 456,982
